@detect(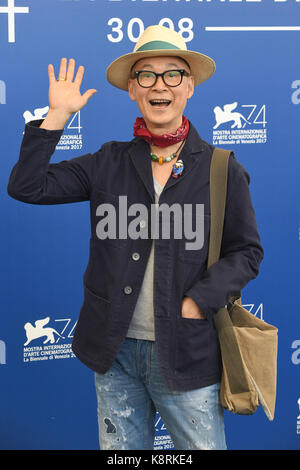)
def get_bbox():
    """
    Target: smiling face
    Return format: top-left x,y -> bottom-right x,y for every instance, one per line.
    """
128,56 -> 194,135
